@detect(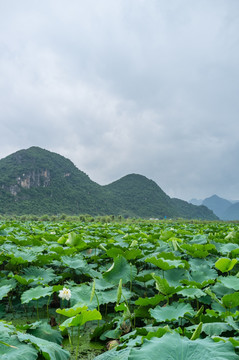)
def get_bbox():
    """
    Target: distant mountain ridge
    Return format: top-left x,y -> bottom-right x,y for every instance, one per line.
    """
0,147 -> 218,220
190,195 -> 239,220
